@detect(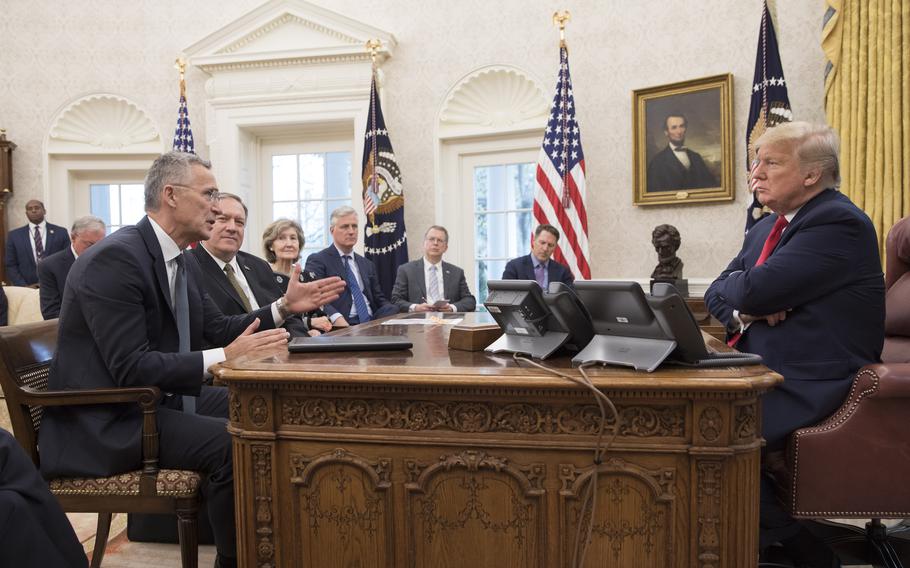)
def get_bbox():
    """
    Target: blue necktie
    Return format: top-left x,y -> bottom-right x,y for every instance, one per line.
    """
343,255 -> 372,323
174,256 -> 195,413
